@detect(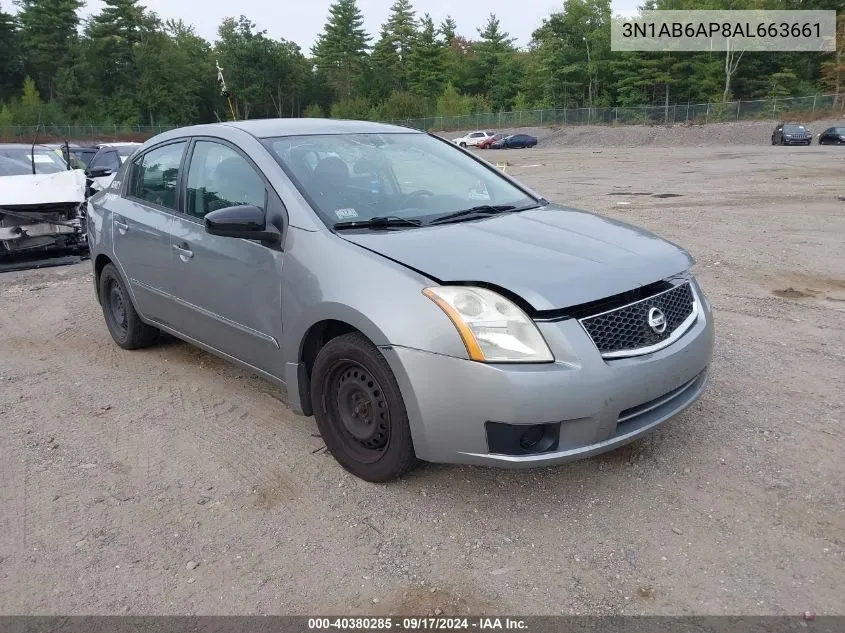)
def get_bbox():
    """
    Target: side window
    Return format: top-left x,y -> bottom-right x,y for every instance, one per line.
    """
128,141 -> 186,210
185,141 -> 266,219
91,150 -> 120,172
